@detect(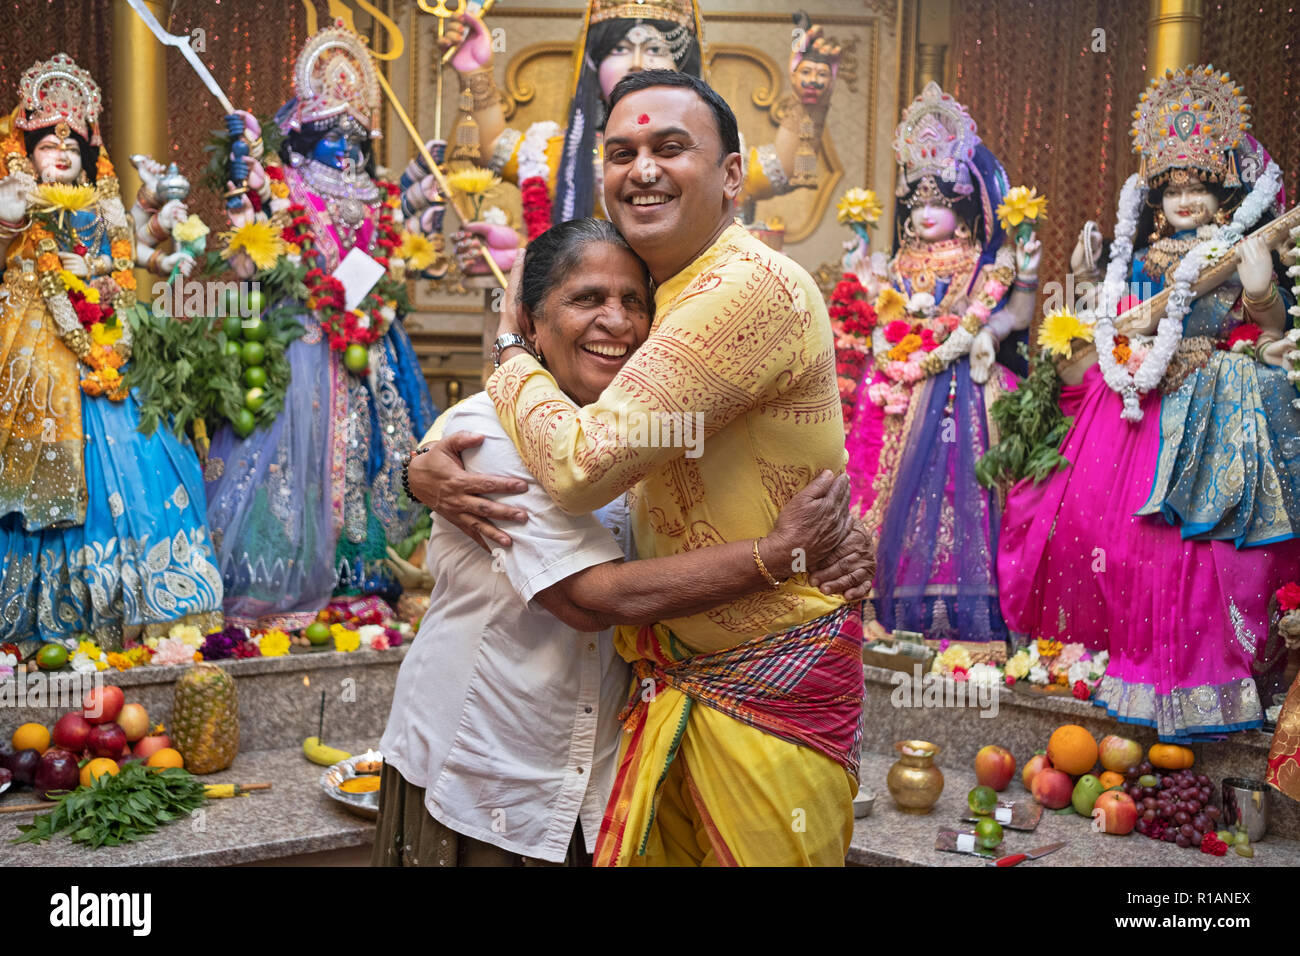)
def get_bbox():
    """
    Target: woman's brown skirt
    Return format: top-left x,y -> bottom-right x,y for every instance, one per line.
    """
369,763 -> 591,866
